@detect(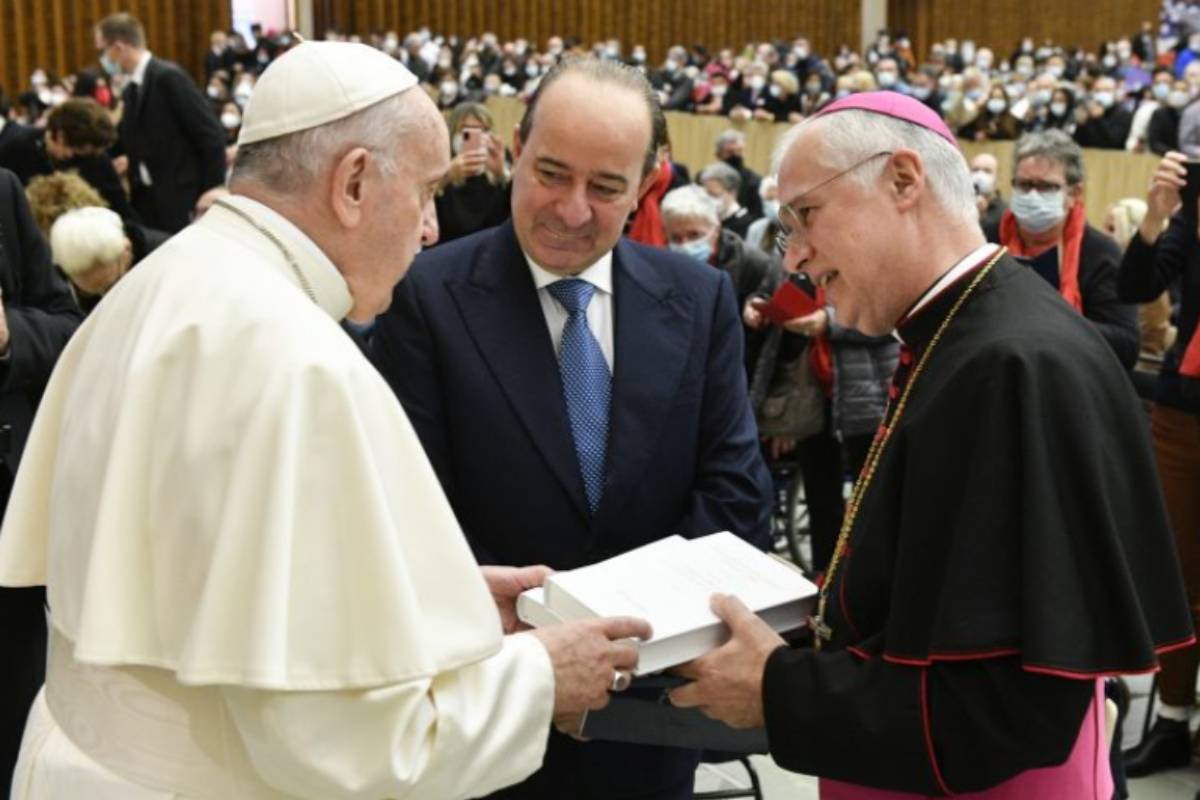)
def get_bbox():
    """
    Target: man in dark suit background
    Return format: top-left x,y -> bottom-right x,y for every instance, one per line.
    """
0,167 -> 81,789
372,58 -> 772,800
0,94 -> 49,186
96,13 -> 227,233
